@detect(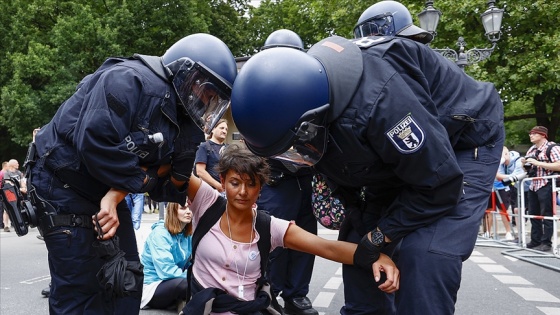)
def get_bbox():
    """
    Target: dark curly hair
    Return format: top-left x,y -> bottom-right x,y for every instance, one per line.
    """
217,144 -> 270,186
